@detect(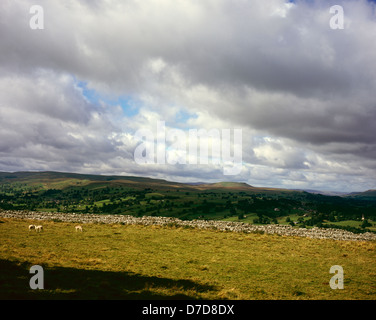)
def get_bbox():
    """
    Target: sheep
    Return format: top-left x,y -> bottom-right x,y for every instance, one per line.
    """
75,225 -> 83,232
35,225 -> 43,232
29,224 -> 36,231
